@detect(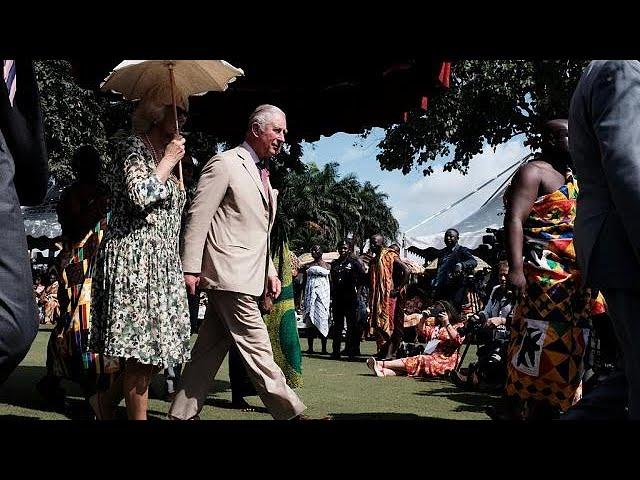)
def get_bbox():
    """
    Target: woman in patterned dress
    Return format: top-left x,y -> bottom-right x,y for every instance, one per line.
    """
301,245 -> 331,354
88,88 -> 192,420
36,145 -> 118,409
366,300 -> 464,378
